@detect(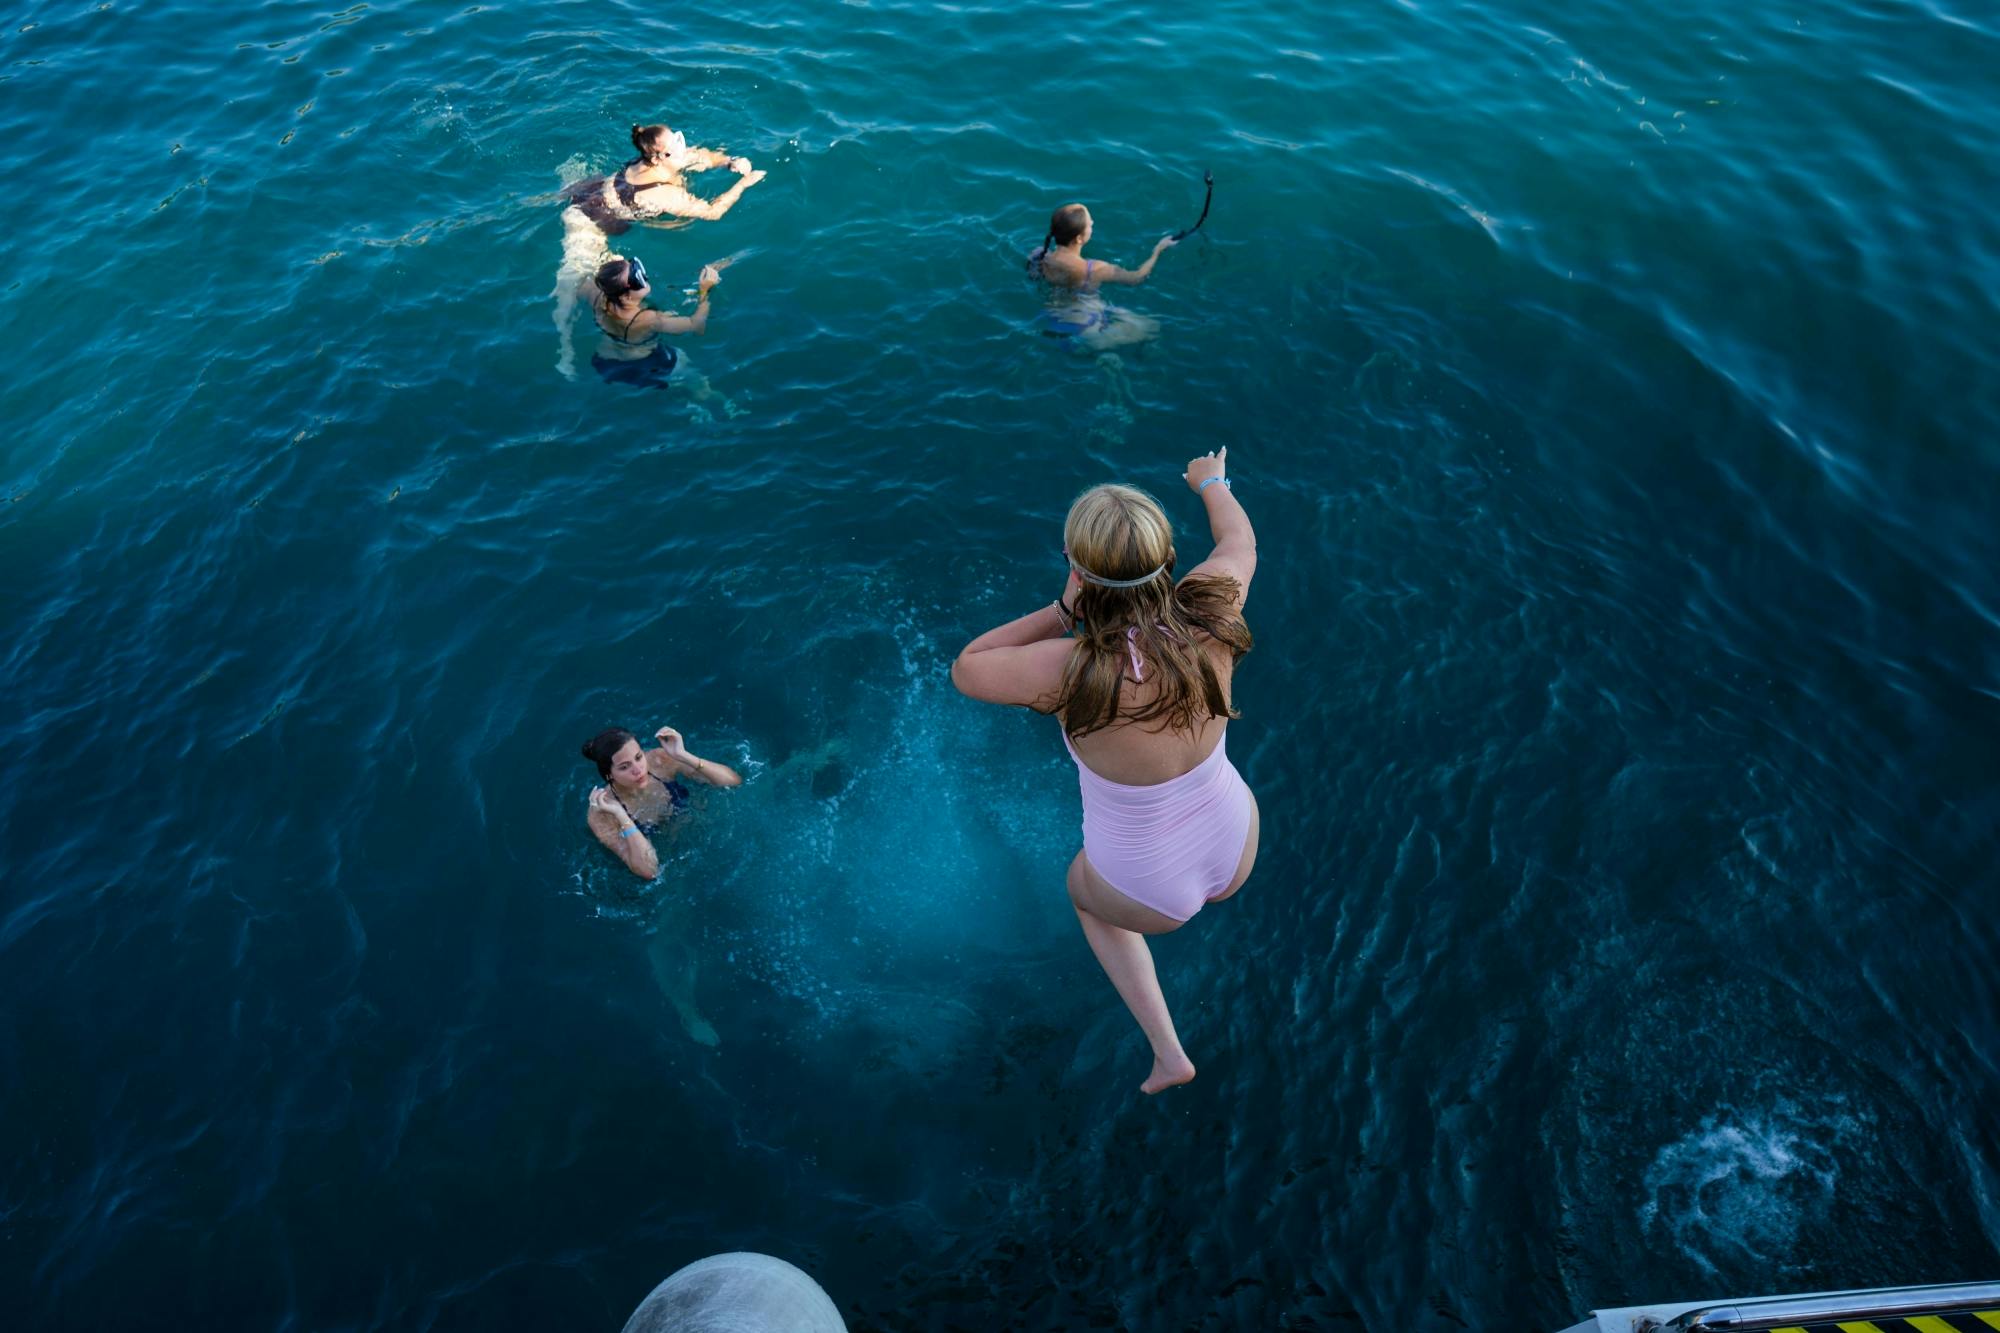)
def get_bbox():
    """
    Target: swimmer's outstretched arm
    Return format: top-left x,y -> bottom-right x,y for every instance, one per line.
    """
589,788 -> 661,879
950,599 -> 1075,710
643,168 -> 766,222
686,146 -> 747,172
1092,235 -> 1179,286
653,725 -> 744,788
641,266 -> 721,336
1180,447 -> 1256,606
